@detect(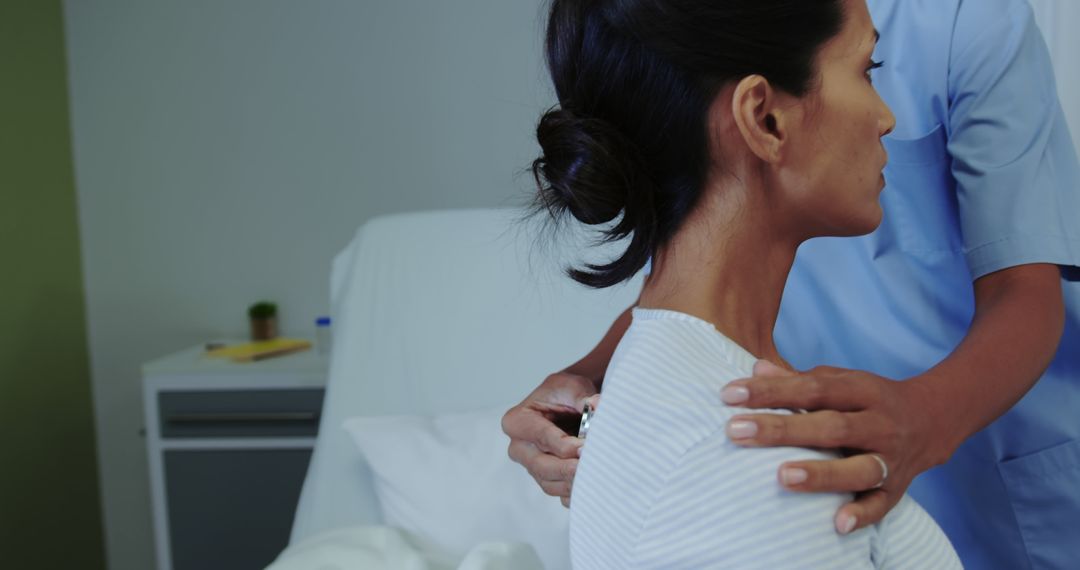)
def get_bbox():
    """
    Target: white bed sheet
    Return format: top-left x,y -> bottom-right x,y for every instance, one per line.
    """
271,525 -> 545,570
